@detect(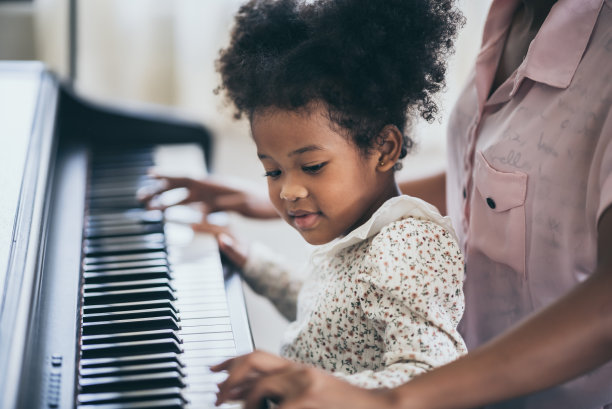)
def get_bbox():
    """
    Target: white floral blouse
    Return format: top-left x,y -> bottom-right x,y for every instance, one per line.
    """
242,195 -> 467,388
